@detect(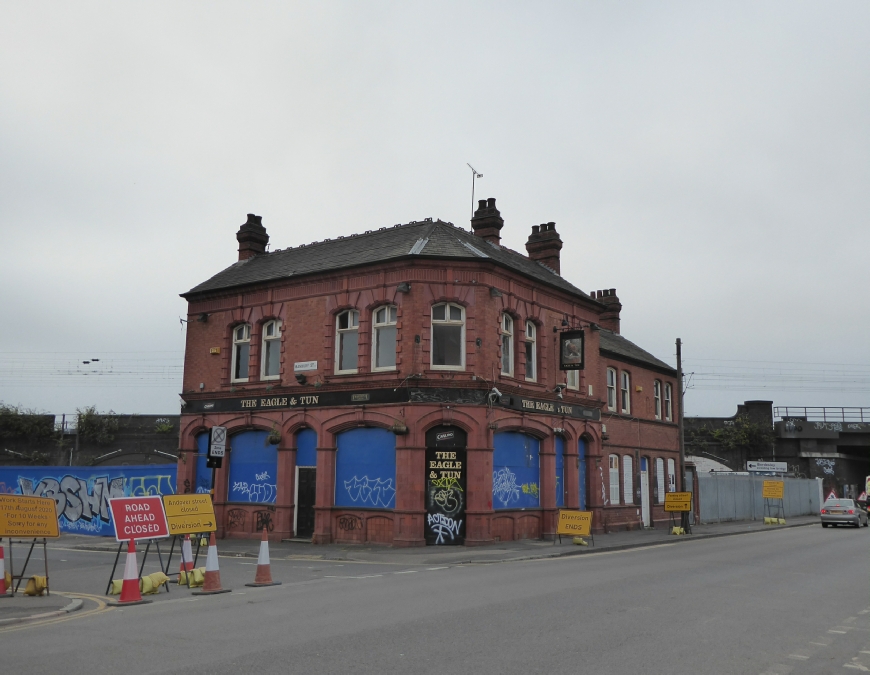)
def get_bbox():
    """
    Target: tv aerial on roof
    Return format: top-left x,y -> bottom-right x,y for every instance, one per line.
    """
467,163 -> 483,223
